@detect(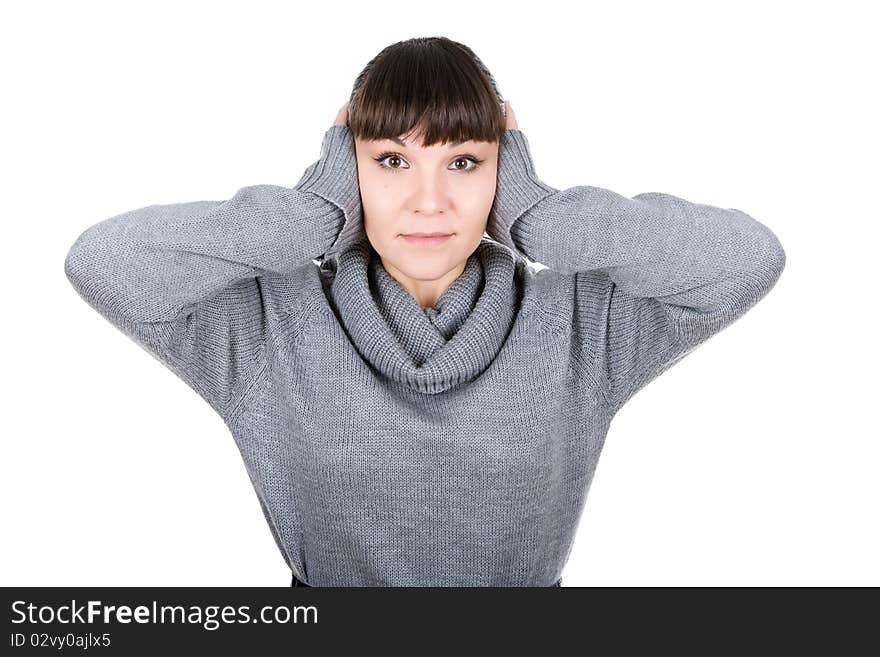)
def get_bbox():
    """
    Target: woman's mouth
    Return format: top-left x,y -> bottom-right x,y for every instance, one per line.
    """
400,233 -> 454,247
